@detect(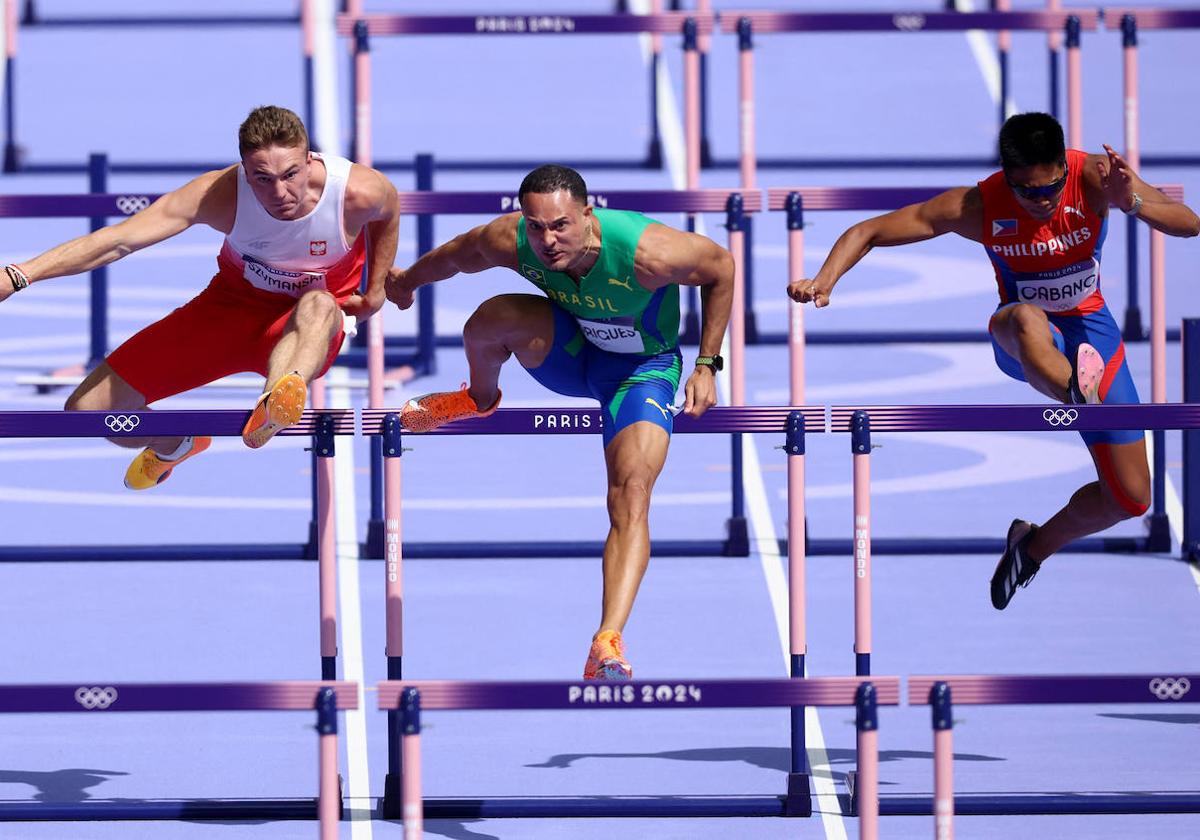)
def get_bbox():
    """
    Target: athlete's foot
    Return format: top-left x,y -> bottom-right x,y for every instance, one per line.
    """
242,372 -> 307,449
400,383 -> 501,433
582,630 -> 633,681
1067,343 -> 1104,405
123,436 -> 212,490
989,519 -> 1042,610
